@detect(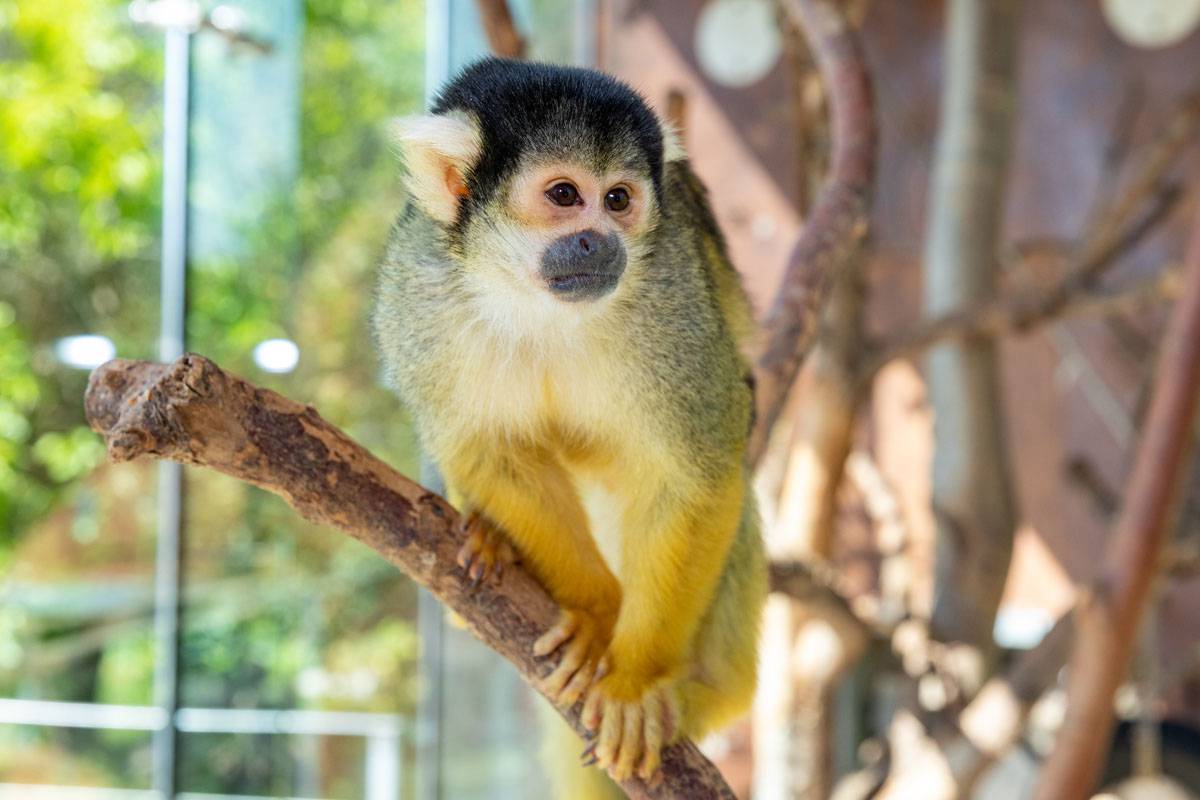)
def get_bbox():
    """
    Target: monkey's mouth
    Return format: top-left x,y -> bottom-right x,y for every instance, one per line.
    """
546,272 -> 620,300
540,229 -> 627,302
